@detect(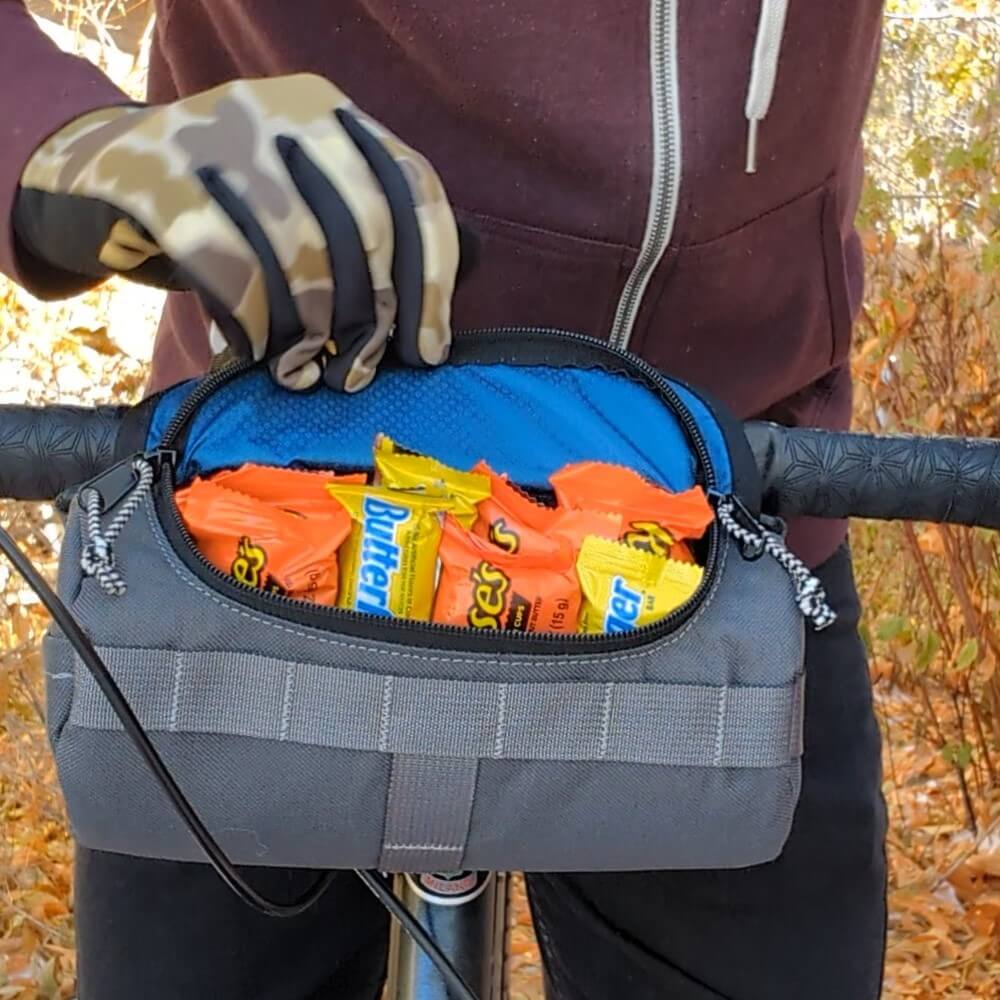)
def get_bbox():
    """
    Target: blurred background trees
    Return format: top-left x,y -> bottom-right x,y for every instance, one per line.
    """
851,5 -> 1000,993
